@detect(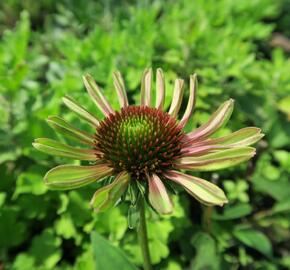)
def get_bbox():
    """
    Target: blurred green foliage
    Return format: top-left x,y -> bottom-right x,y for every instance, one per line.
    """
1,0 -> 290,269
